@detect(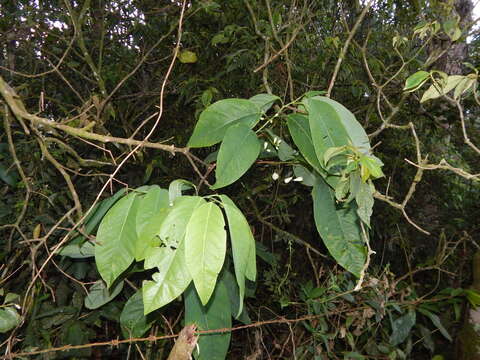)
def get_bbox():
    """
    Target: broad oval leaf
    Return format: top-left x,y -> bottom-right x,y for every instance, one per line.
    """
0,307 -> 21,333
184,282 -> 231,360
135,186 -> 169,260
220,195 -> 256,317
312,178 -> 366,277
120,291 -> 151,338
142,196 -> 206,314
95,192 -> 139,287
84,280 -> 124,310
389,310 -> 416,346
308,96 -> 371,154
142,238 -> 192,314
211,123 -> 261,189
187,99 -> 262,148
185,202 -> 227,305
249,93 -> 280,113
